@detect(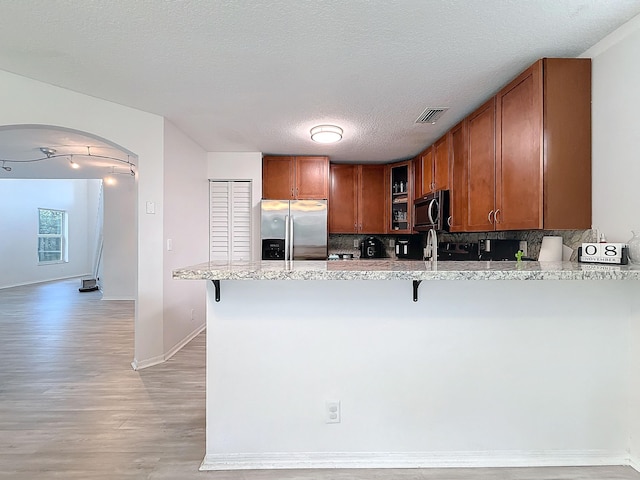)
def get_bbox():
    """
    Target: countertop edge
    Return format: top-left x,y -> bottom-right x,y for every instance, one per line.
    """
173,260 -> 640,282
